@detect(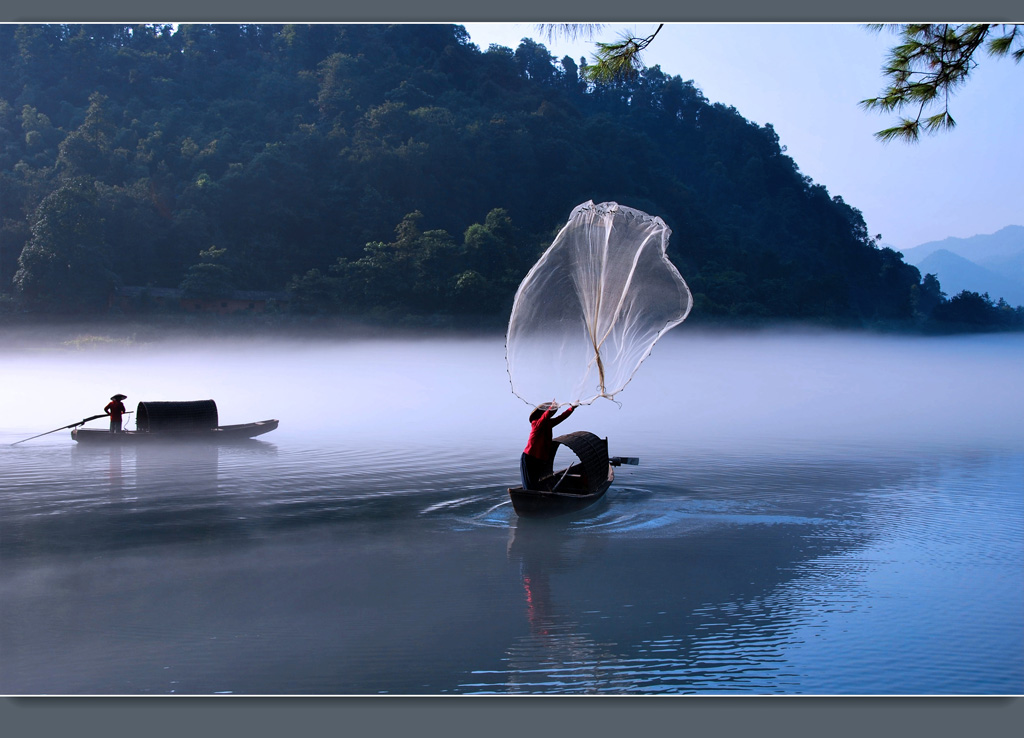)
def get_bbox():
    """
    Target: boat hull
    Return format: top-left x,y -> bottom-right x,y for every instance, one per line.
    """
508,463 -> 614,519
72,419 -> 279,443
